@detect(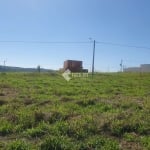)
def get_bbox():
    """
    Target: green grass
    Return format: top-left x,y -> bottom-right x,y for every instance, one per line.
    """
0,72 -> 150,149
